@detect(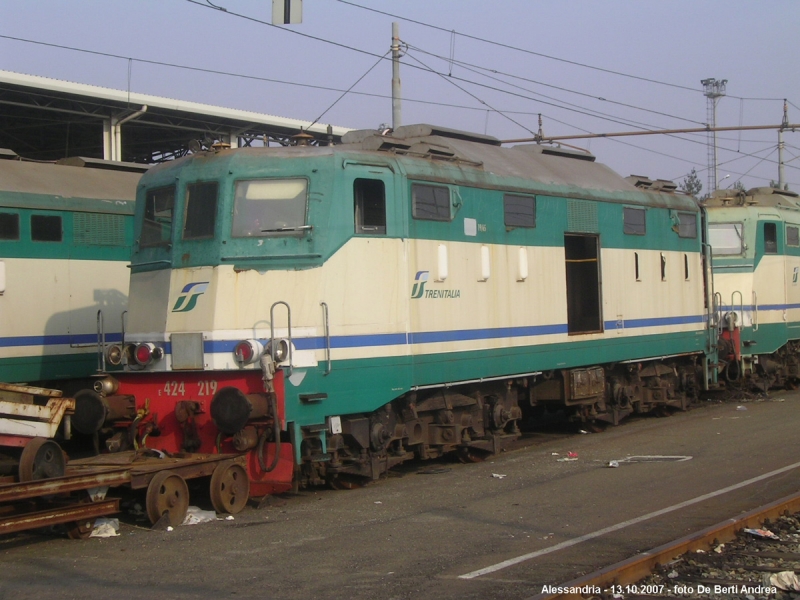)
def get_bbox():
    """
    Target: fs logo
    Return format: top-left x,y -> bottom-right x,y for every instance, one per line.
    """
172,282 -> 209,312
411,271 -> 429,299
